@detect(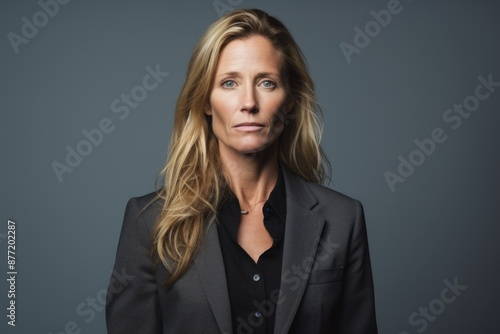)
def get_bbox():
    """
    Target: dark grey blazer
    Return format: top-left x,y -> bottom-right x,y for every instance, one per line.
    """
106,166 -> 378,333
